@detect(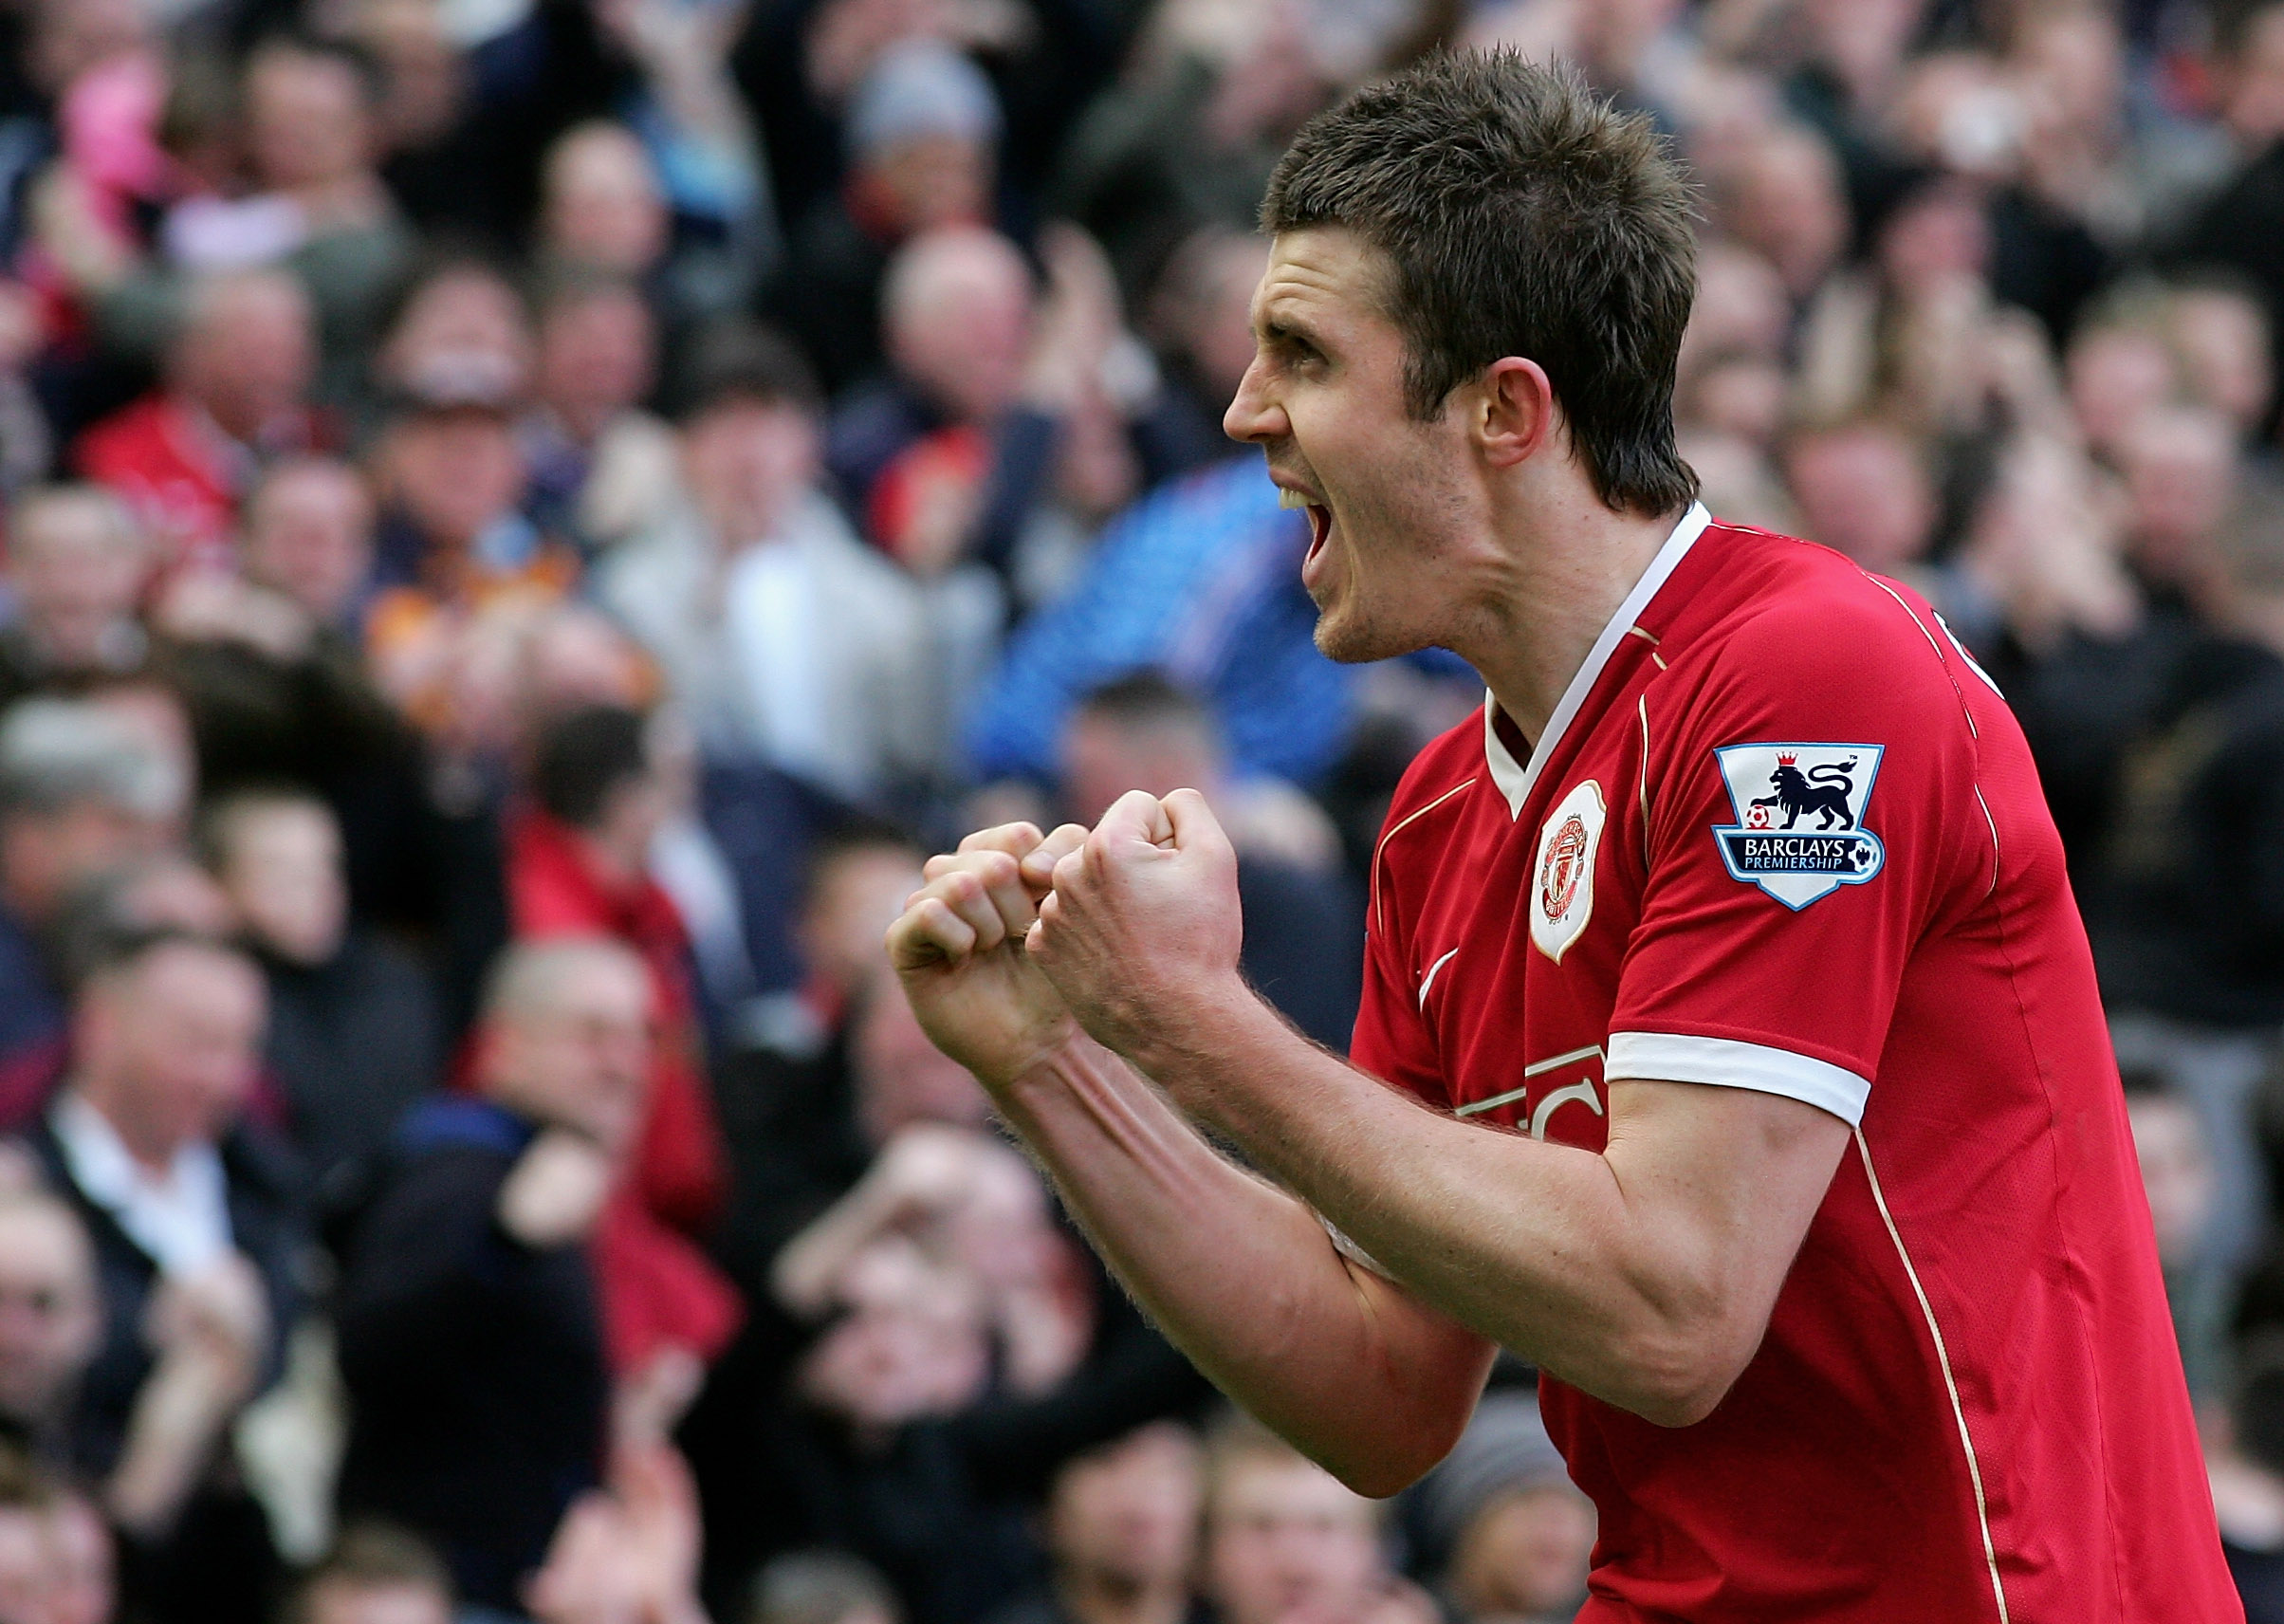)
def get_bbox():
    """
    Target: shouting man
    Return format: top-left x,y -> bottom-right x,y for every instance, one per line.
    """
888,52 -> 2234,1623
